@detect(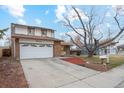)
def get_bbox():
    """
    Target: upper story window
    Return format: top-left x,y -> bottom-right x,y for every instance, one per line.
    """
51,32 -> 54,37
42,30 -> 47,36
28,27 -> 35,35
